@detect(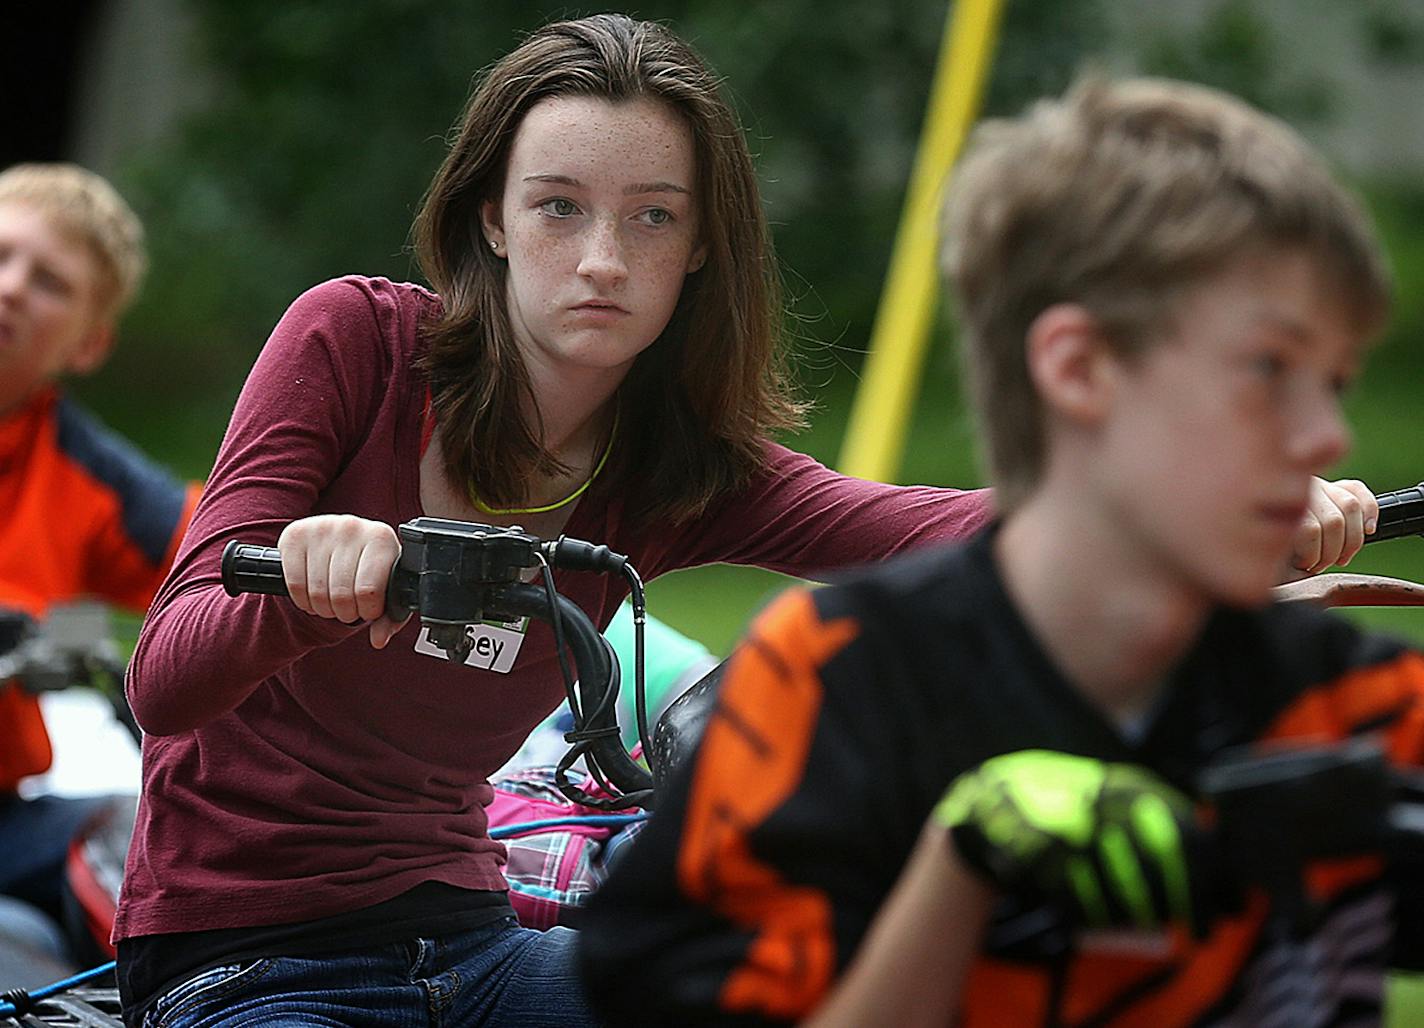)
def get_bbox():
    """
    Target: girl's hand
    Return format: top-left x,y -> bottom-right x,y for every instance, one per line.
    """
1288,477 -> 1378,578
277,515 -> 410,648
